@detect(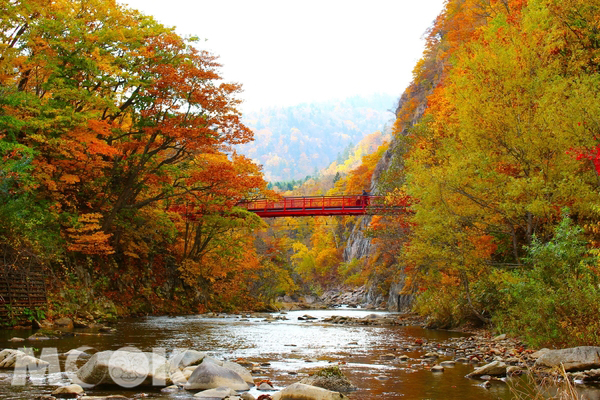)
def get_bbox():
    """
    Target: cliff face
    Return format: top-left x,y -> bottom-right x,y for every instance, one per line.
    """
343,216 -> 371,263
341,86 -> 430,311
338,140 -> 401,309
